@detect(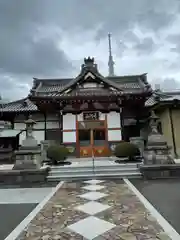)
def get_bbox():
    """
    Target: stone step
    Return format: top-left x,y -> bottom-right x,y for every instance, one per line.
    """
47,171 -> 141,181
49,167 -> 139,176
50,163 -> 140,172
